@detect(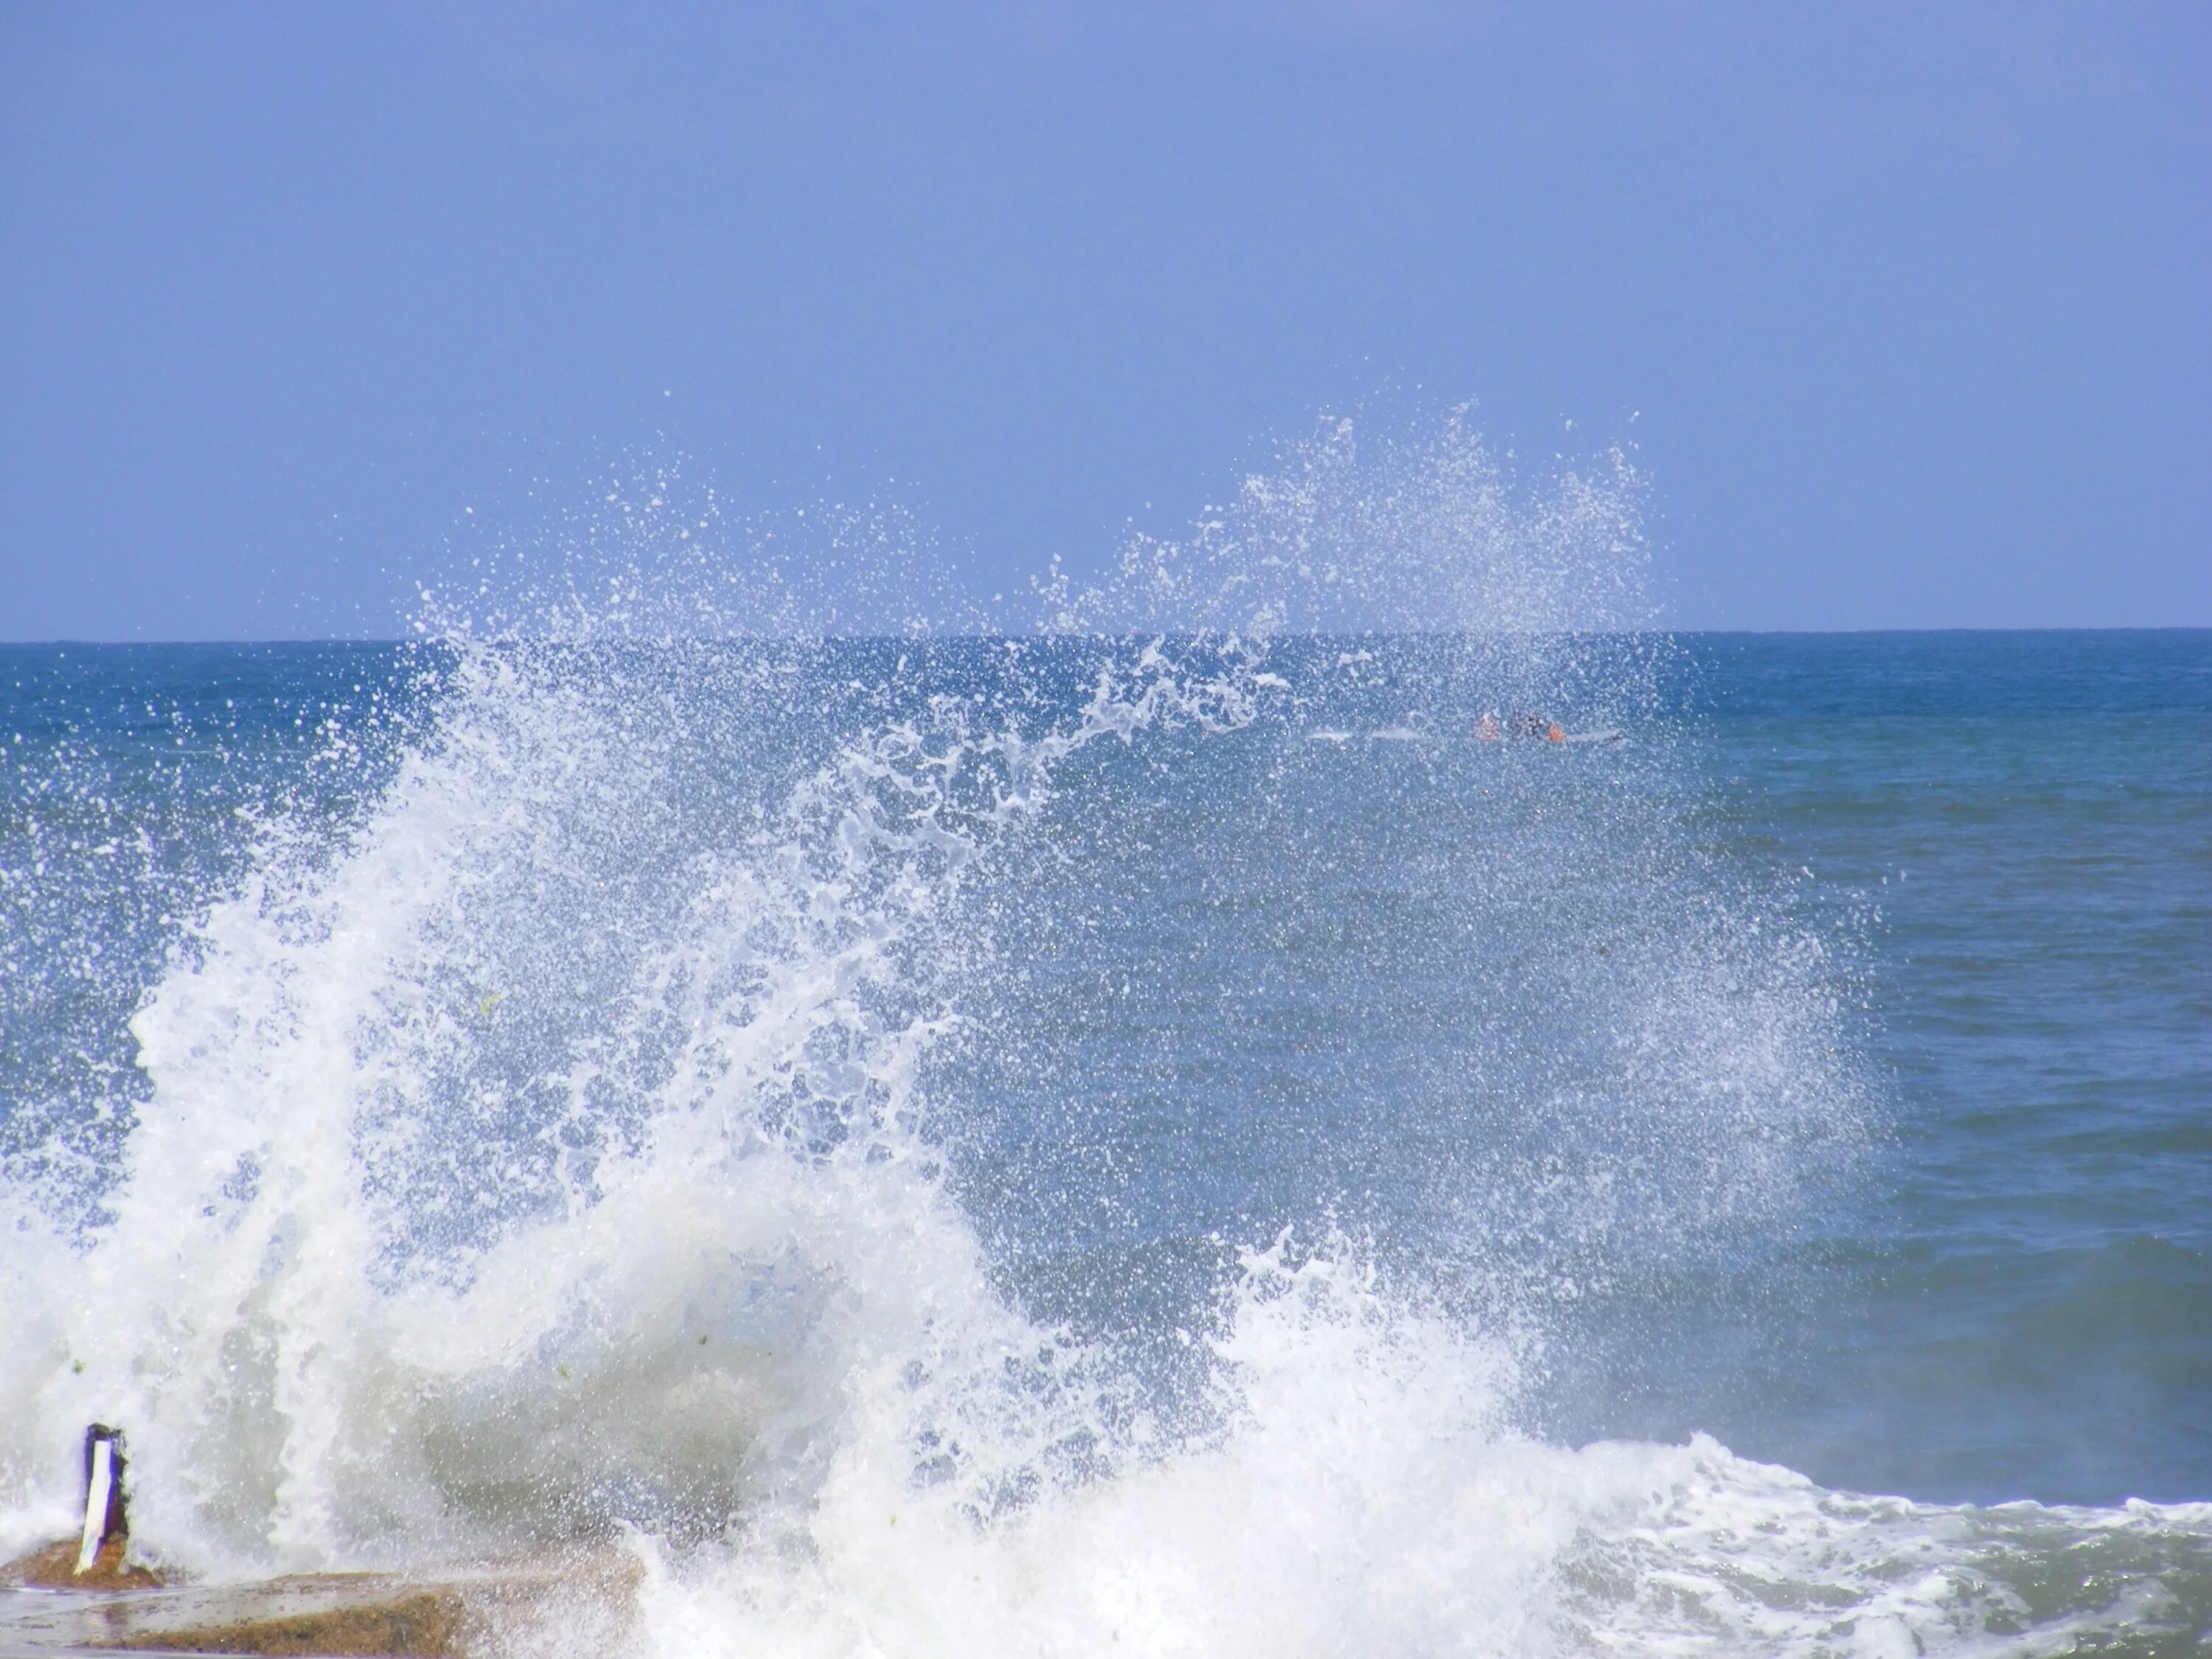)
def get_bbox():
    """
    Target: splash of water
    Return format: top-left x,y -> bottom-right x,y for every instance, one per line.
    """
3,414 -> 2204,1654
